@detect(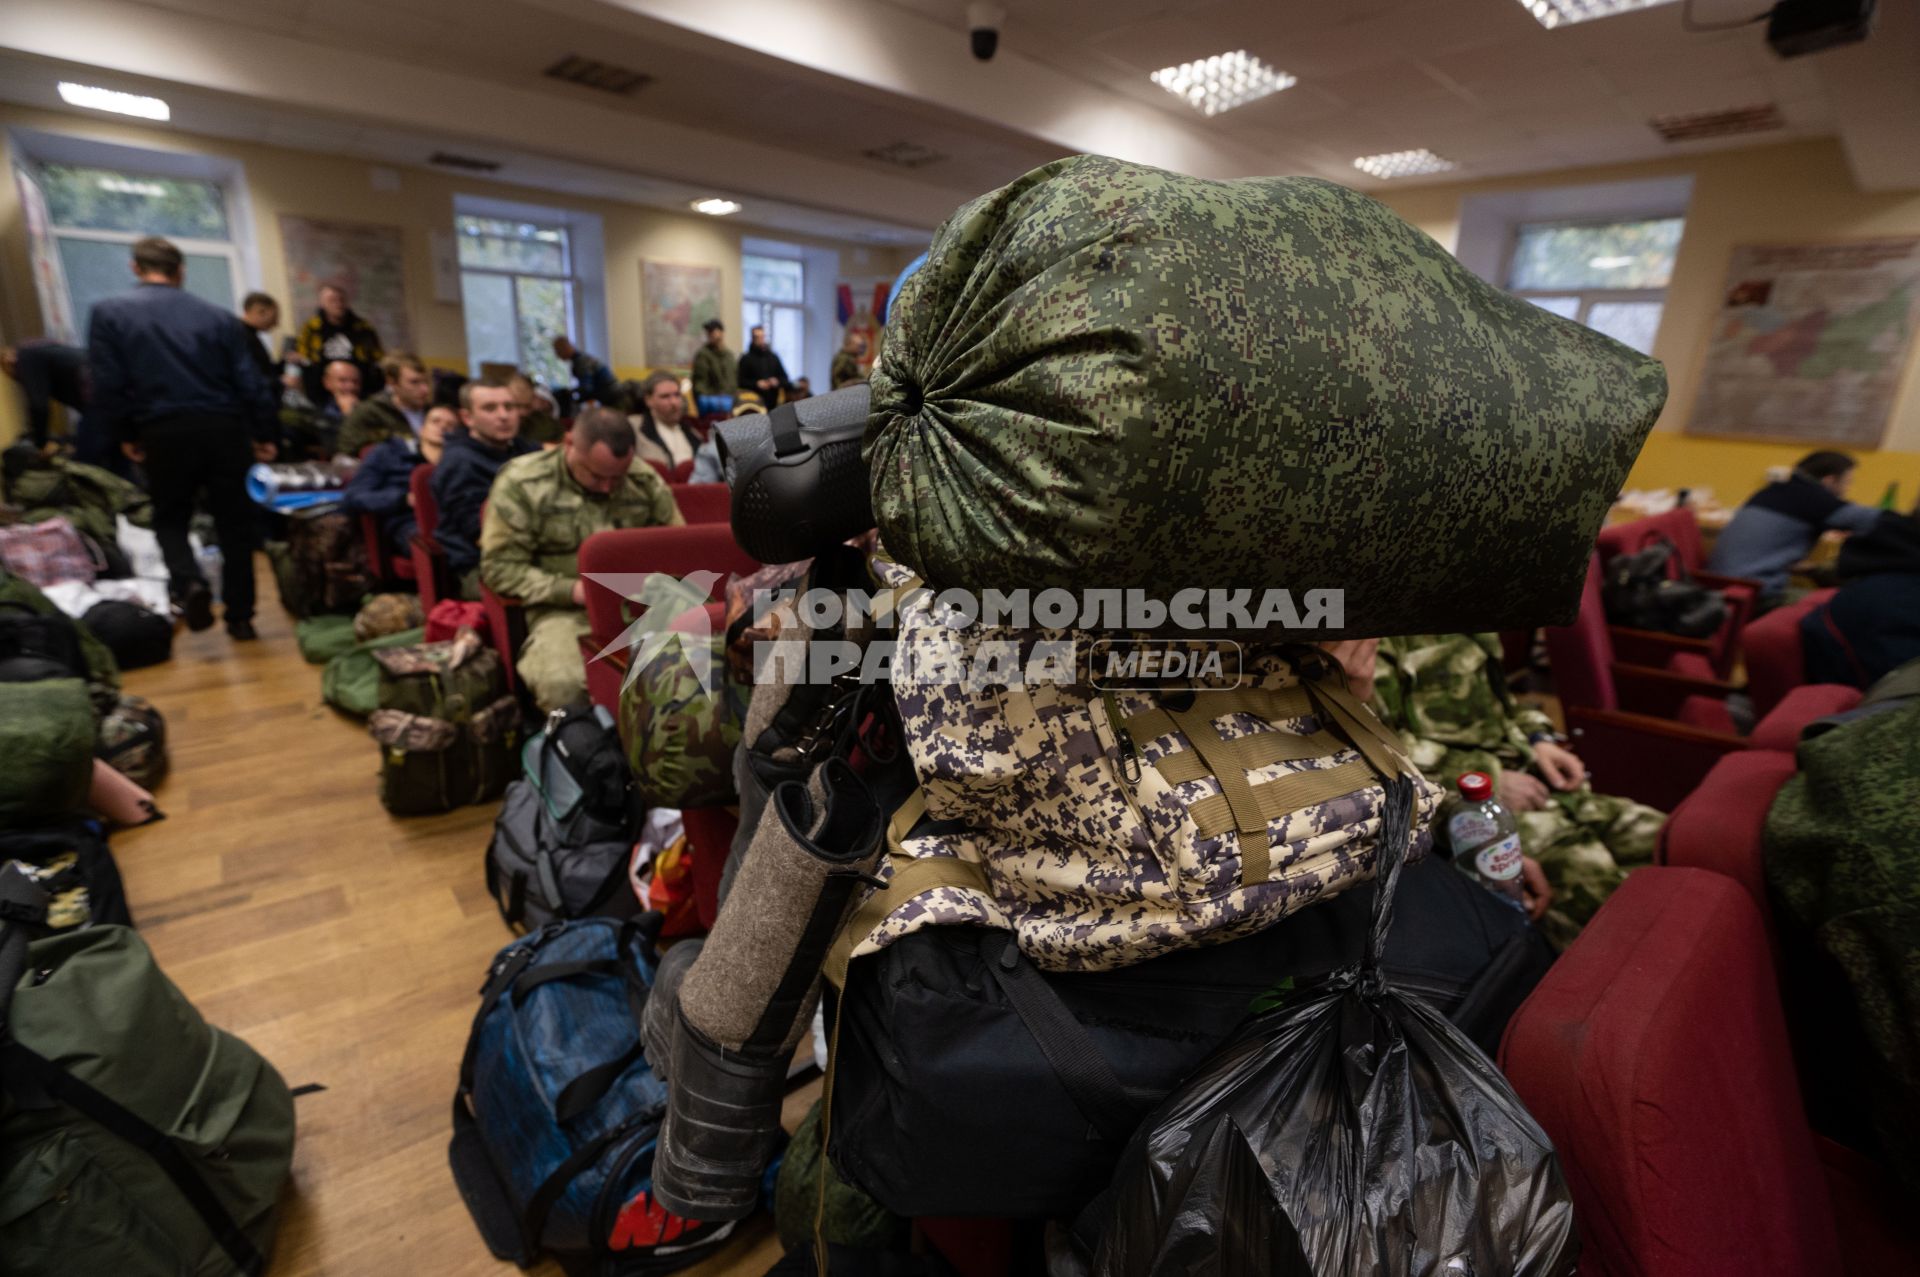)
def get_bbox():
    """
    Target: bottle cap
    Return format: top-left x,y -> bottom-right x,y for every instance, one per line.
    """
1458,771 -> 1493,803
